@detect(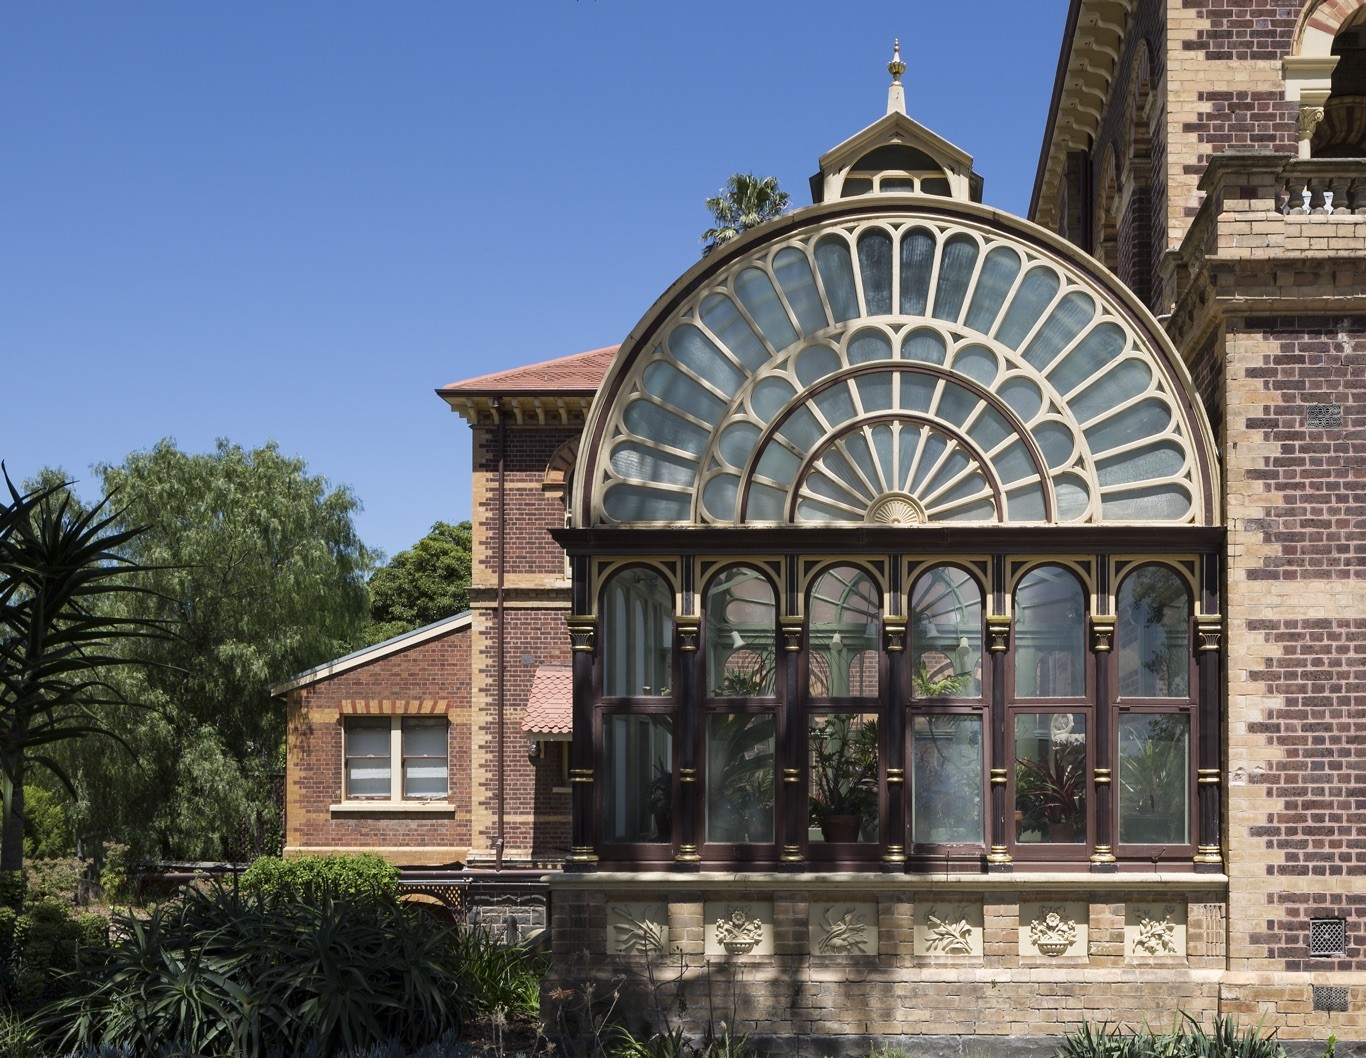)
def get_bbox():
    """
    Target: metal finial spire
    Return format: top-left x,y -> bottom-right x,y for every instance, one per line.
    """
886,39 -> 907,115
888,39 -> 906,84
